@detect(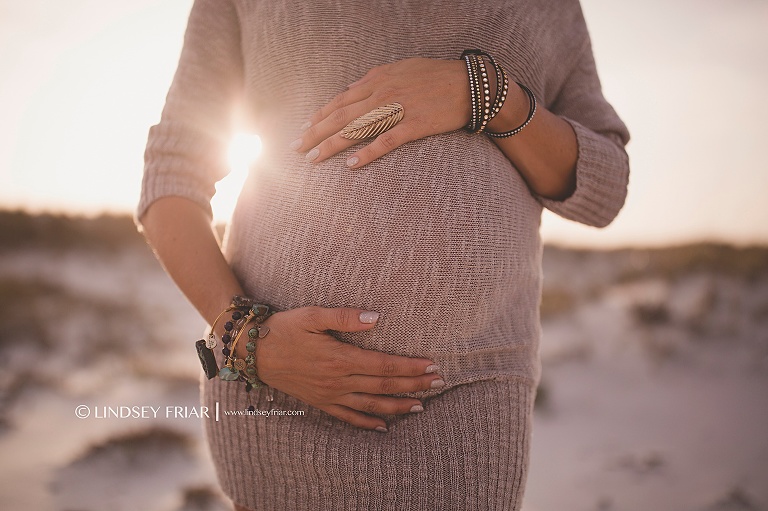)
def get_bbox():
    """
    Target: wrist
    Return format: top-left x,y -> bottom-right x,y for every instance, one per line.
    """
485,81 -> 529,134
202,287 -> 245,326
452,59 -> 473,128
